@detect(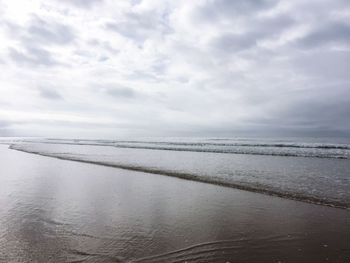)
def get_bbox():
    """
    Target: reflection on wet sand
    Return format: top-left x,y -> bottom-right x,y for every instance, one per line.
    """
0,145 -> 349,262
